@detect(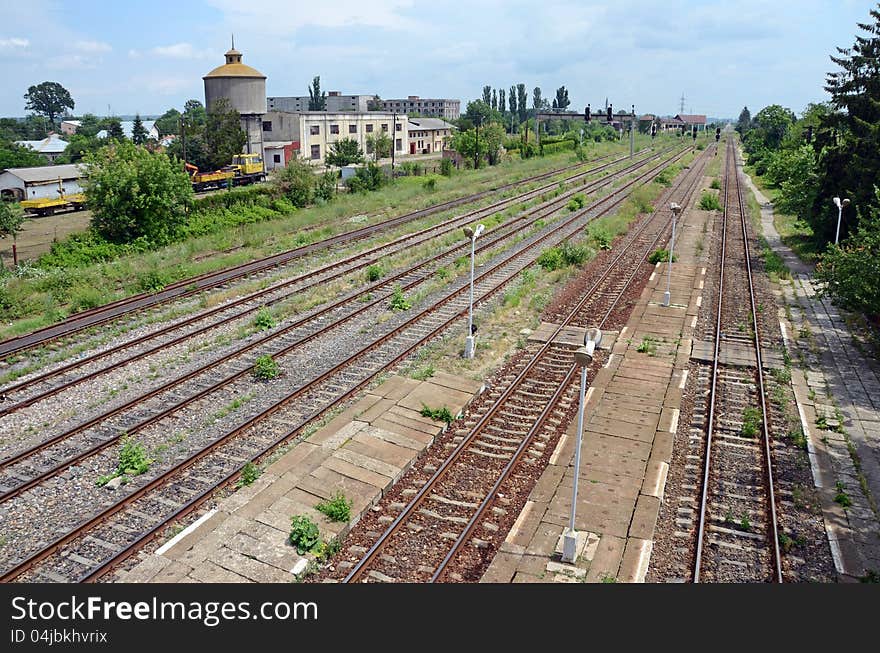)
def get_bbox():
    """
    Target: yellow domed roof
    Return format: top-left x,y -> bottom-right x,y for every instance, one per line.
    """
203,62 -> 266,79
